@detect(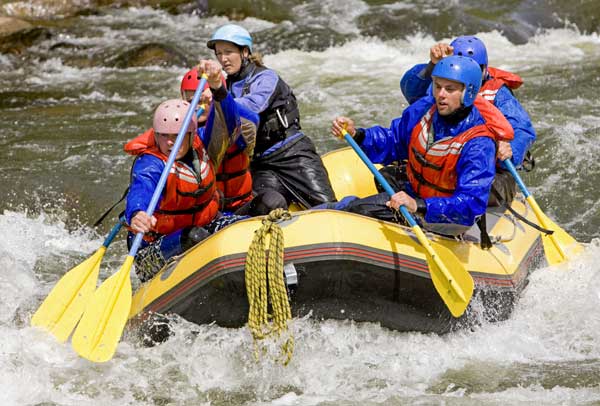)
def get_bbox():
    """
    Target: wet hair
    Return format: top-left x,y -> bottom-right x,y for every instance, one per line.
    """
249,52 -> 264,67
236,44 -> 264,68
